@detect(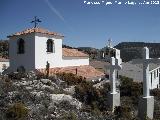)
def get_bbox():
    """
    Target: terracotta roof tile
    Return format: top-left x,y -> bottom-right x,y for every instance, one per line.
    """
62,48 -> 89,57
37,65 -> 104,79
8,27 -> 64,37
